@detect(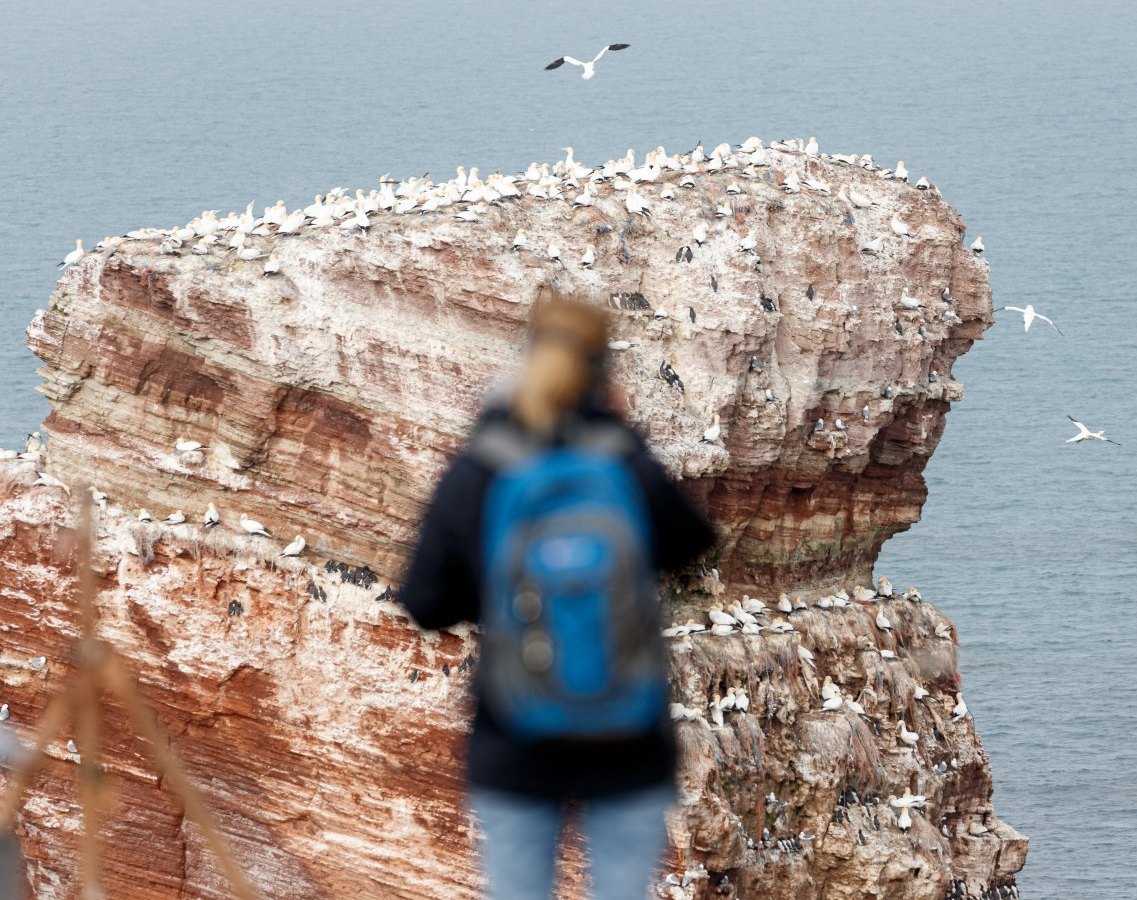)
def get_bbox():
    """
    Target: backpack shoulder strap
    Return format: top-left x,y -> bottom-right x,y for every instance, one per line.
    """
468,420 -> 541,472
